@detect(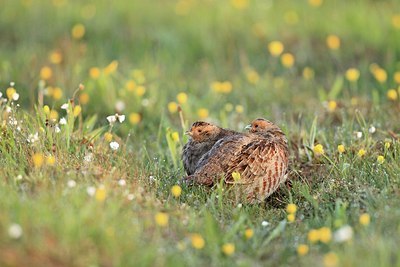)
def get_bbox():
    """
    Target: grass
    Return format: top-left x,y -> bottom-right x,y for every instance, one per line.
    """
1,0 -> 400,266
